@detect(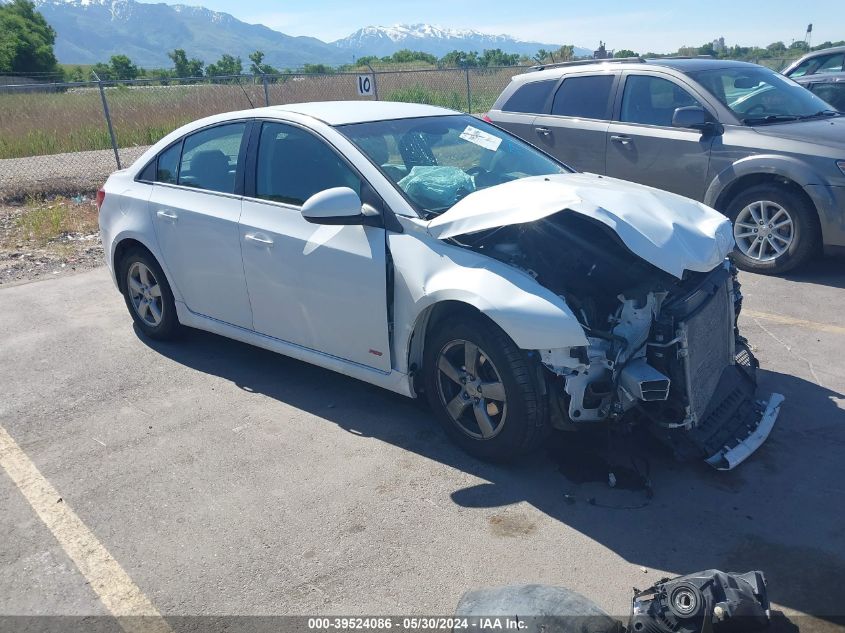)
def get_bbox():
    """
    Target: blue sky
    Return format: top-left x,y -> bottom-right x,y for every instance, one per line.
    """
154,0 -> 845,51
